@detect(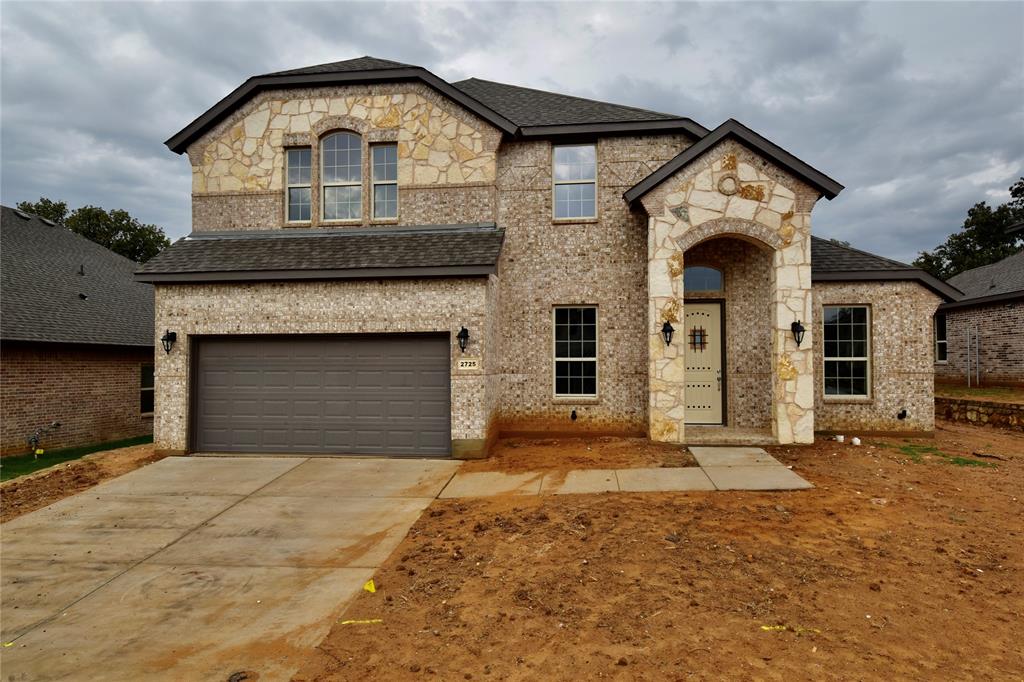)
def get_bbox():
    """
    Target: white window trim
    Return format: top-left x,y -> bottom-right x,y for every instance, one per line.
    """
371,143 -> 398,221
552,305 -> 599,399
934,313 -> 948,364
552,144 -> 597,221
140,364 -> 155,416
321,132 -> 362,222
285,148 -> 311,224
823,305 -> 872,399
